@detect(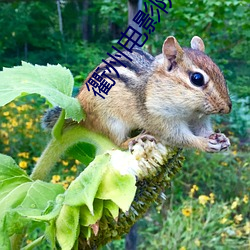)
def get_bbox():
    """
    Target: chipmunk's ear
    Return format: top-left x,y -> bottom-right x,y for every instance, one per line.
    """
191,36 -> 205,52
162,36 -> 184,64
